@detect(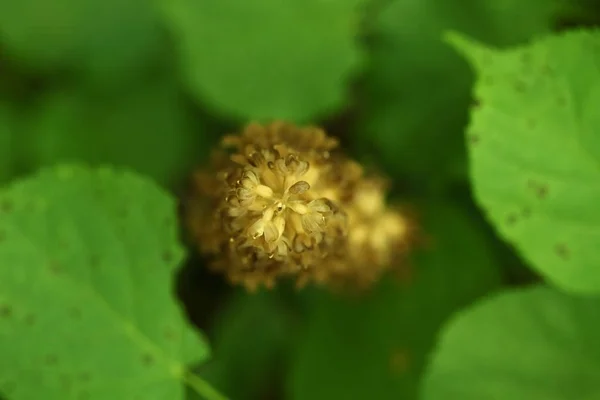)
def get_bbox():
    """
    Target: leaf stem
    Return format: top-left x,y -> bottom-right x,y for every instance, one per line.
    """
184,371 -> 229,400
